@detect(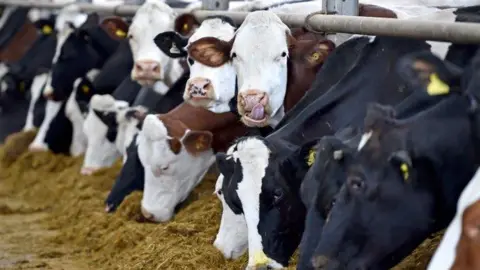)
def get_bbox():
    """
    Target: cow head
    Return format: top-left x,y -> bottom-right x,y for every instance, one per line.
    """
154,15 -> 237,114
44,13 -> 128,101
137,114 -> 215,222
215,136 -> 315,268
82,94 -> 144,175
297,135 -> 358,269
181,11 -> 334,127
128,1 -> 178,86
